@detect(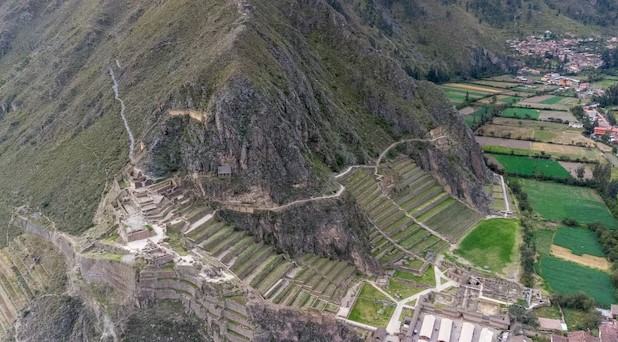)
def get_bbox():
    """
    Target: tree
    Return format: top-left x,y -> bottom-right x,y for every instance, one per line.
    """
576,165 -> 585,179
